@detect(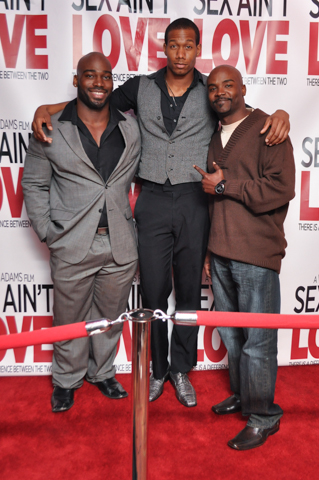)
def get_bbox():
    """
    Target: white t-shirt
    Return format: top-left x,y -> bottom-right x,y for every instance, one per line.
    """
220,109 -> 254,147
